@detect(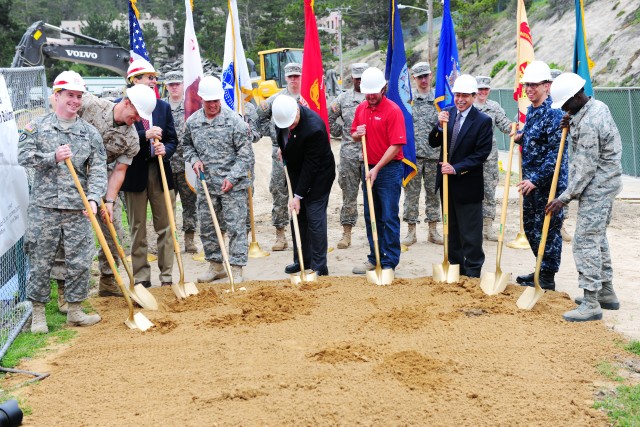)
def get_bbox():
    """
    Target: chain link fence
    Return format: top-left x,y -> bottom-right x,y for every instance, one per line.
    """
0,66 -> 49,363
490,87 -> 640,177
